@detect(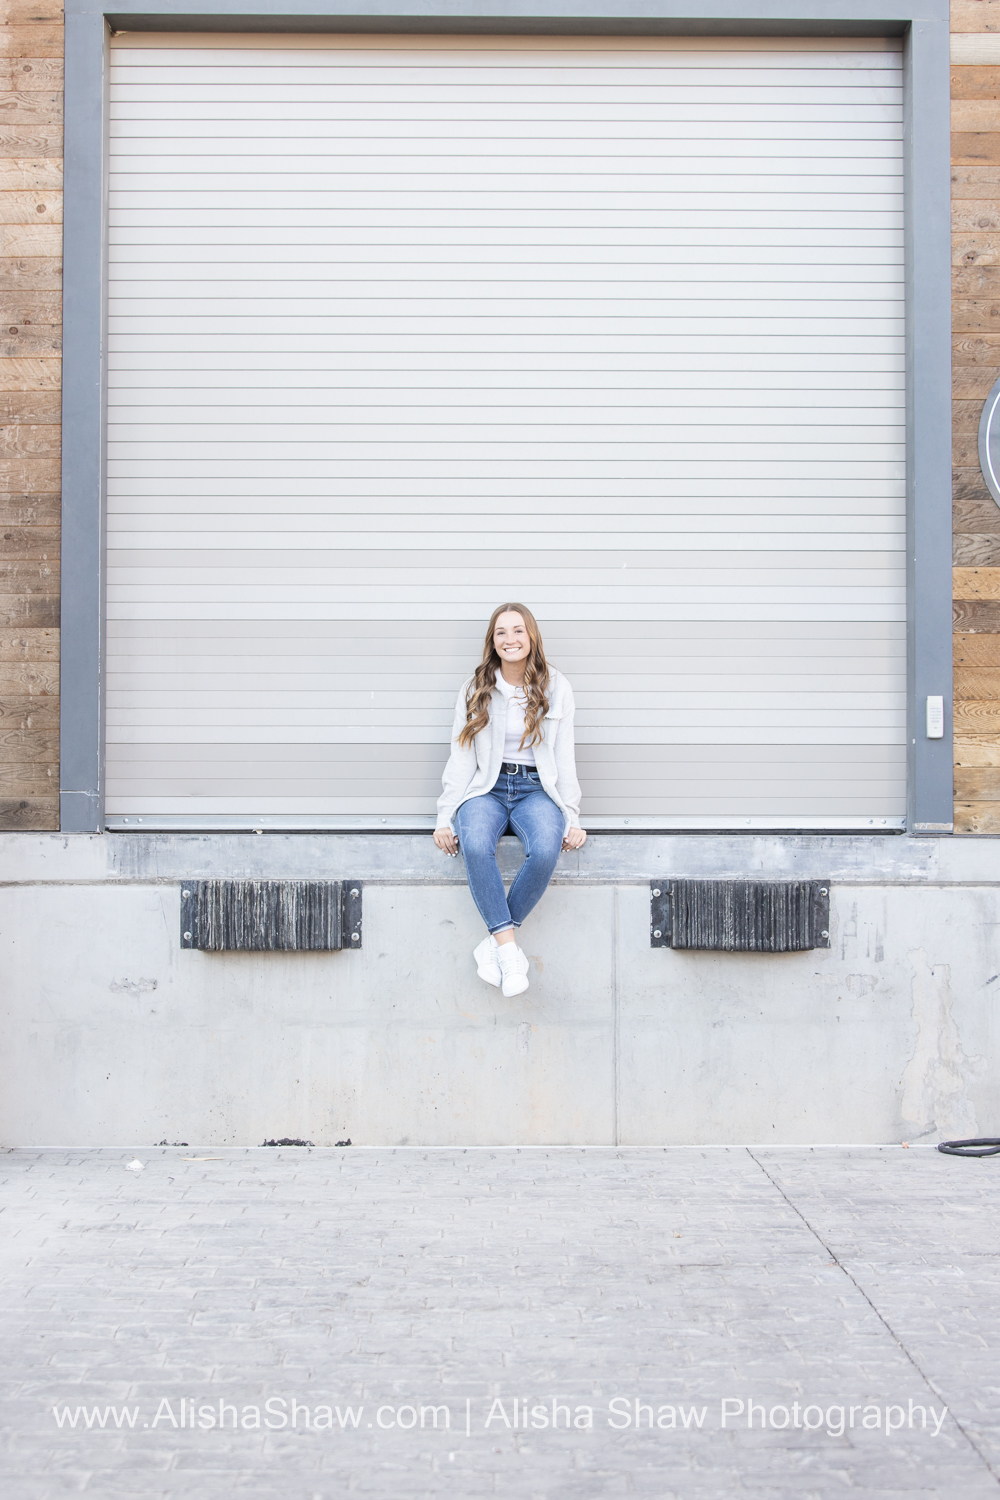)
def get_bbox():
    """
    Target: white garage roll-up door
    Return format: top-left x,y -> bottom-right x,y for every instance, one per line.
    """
105,31 -> 906,830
